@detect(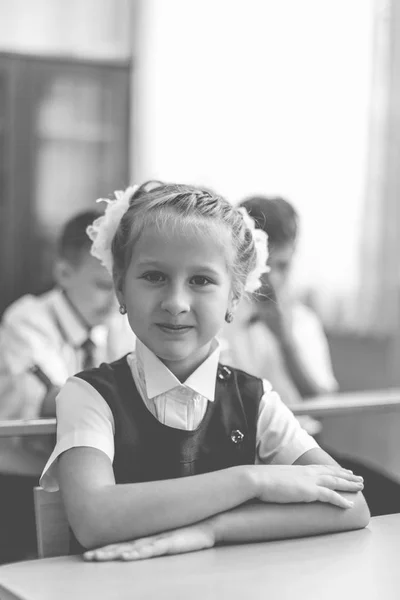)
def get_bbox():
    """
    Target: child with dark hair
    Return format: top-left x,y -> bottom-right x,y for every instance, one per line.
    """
222,196 -> 337,411
243,195 -> 299,249
0,210 -> 135,563
58,210 -> 103,262
222,194 -> 400,517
